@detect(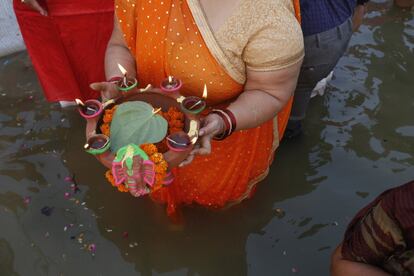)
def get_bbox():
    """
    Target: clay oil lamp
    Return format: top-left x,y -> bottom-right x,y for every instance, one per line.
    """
84,134 -> 111,155
75,98 -> 103,119
160,75 -> 182,93
166,131 -> 192,152
116,63 -> 138,92
177,84 -> 207,115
